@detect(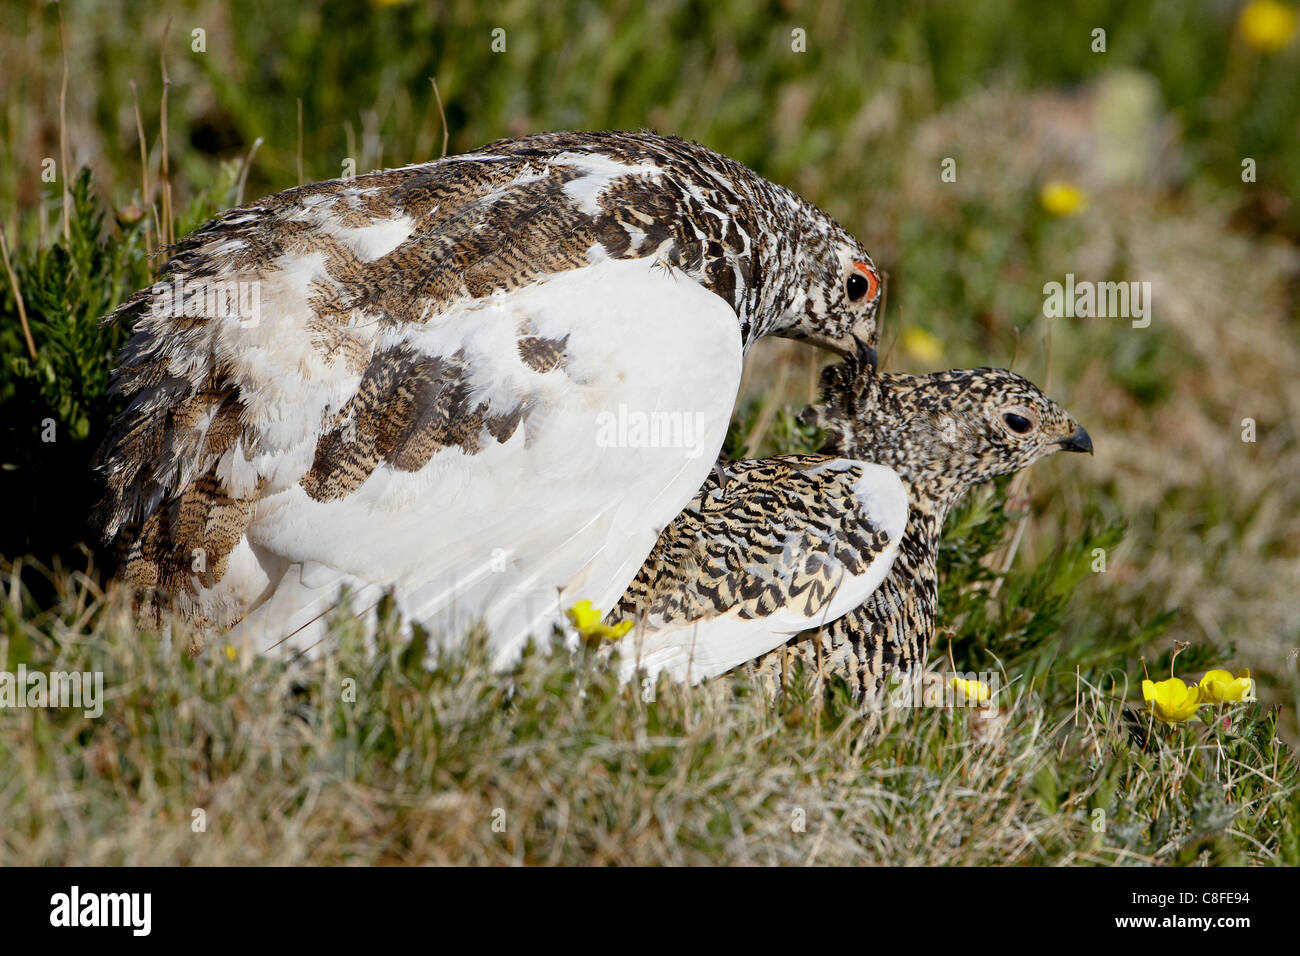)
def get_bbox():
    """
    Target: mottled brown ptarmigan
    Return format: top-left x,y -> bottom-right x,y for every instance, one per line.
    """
609,352 -> 1091,695
93,131 -> 885,664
